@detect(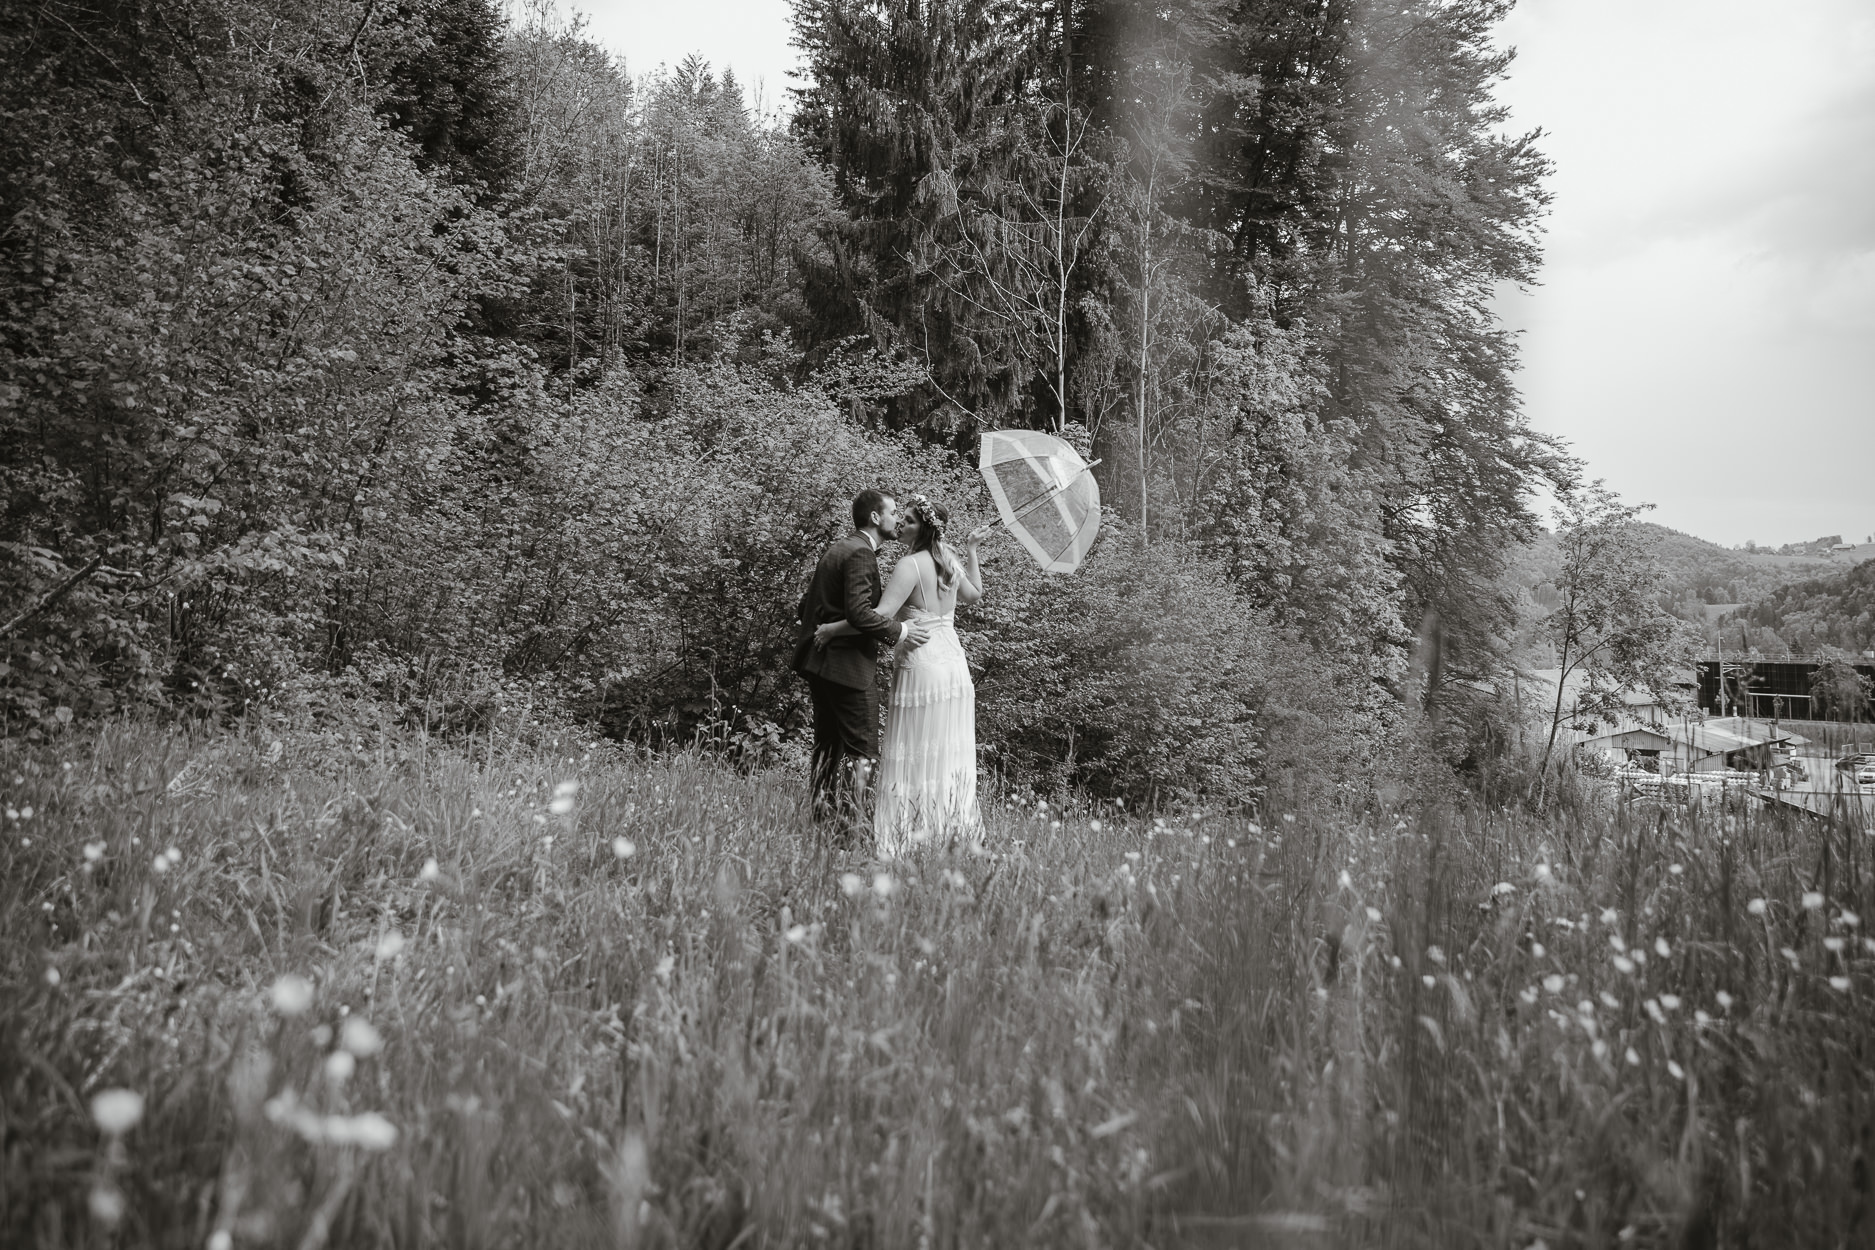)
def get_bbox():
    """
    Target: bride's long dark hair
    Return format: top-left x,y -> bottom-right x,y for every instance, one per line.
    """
904,495 -> 954,590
